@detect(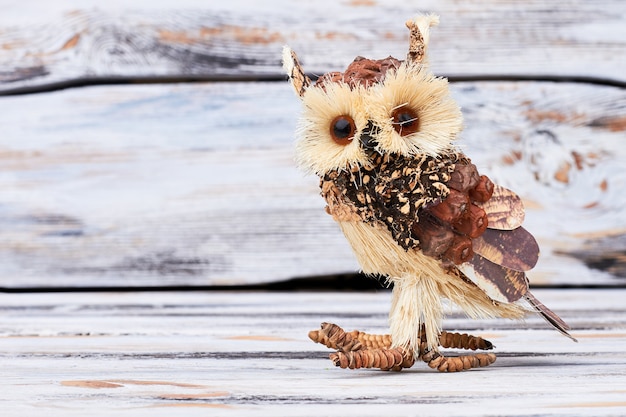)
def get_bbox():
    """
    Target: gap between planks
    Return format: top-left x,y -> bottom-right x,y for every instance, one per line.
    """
1,73 -> 625,97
